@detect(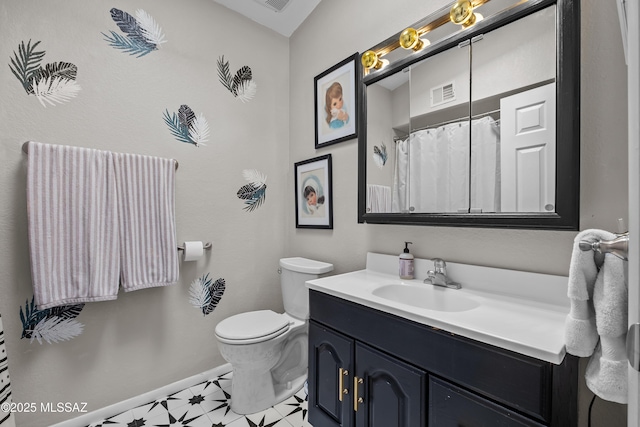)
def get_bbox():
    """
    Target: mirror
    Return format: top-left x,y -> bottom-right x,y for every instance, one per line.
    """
358,0 -> 579,229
